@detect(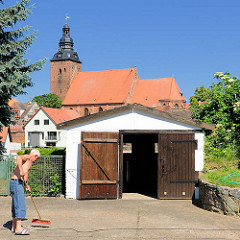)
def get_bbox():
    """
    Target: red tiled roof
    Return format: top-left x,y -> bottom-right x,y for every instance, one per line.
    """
0,127 -> 9,142
63,68 -> 136,105
130,78 -> 186,107
8,98 -> 19,107
41,107 -> 80,124
10,125 -> 24,132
